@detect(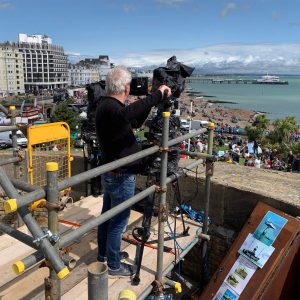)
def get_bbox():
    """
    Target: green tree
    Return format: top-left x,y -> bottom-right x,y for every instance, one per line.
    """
245,125 -> 264,141
252,114 -> 270,130
288,141 -> 300,158
50,102 -> 80,131
269,116 -> 299,144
